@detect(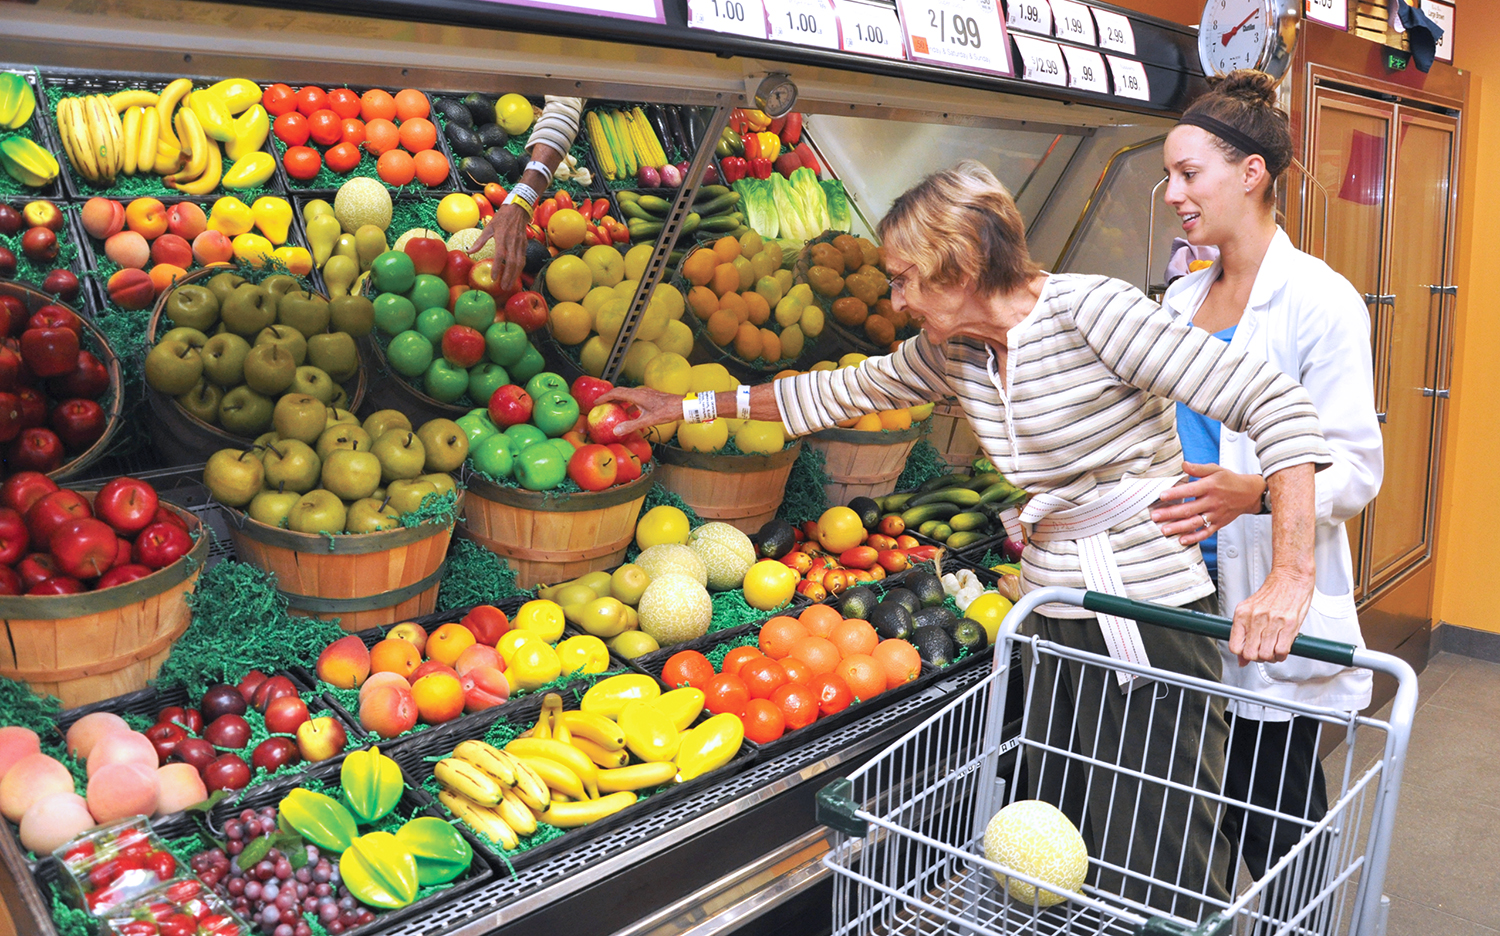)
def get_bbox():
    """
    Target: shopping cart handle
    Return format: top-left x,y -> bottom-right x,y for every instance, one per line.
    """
815,778 -> 868,837
1081,592 -> 1358,667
